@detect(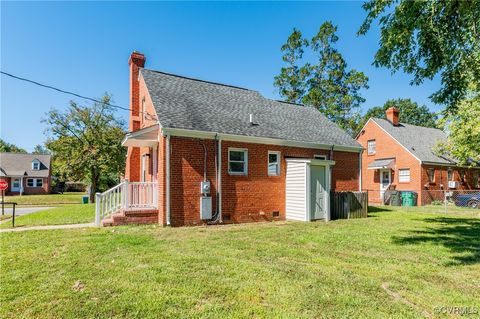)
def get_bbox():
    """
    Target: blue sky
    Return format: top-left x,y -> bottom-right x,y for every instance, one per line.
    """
1,1 -> 441,152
